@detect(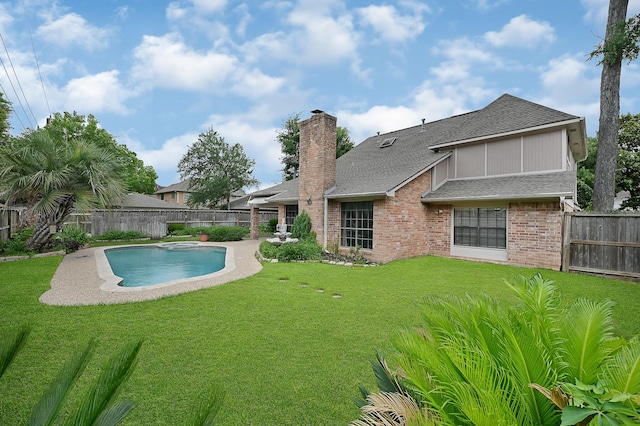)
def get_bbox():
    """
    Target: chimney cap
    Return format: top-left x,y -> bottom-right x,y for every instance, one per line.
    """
311,109 -> 323,114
